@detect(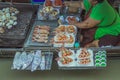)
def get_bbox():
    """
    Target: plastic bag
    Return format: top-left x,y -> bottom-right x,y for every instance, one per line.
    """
21,52 -> 34,70
40,54 -> 46,70
12,52 -> 21,70
31,50 -> 42,72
